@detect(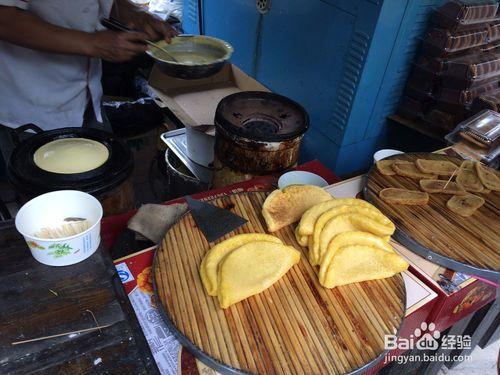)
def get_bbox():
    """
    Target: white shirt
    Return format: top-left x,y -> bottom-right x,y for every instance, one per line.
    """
0,0 -> 113,130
